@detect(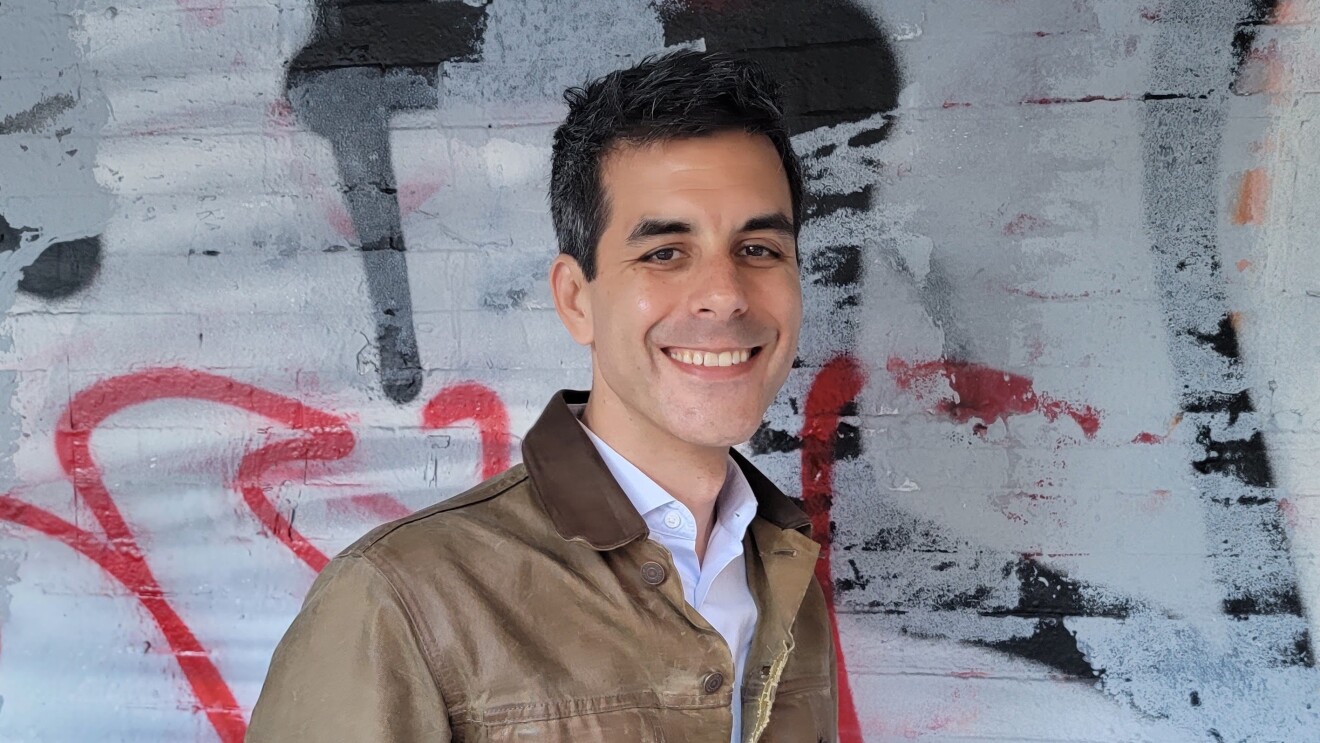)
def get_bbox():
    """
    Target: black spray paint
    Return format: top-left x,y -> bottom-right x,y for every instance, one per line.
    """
284,0 -> 901,403
285,0 -> 491,403
1142,0 -> 1304,626
0,214 -> 100,299
17,236 -> 102,299
657,0 -> 900,136
0,94 -> 76,136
